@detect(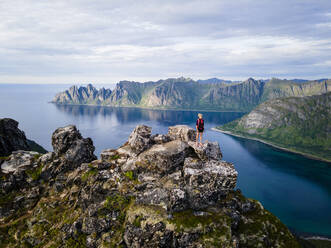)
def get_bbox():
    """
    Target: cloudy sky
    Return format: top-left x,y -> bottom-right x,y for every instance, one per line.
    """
1,0 -> 331,84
